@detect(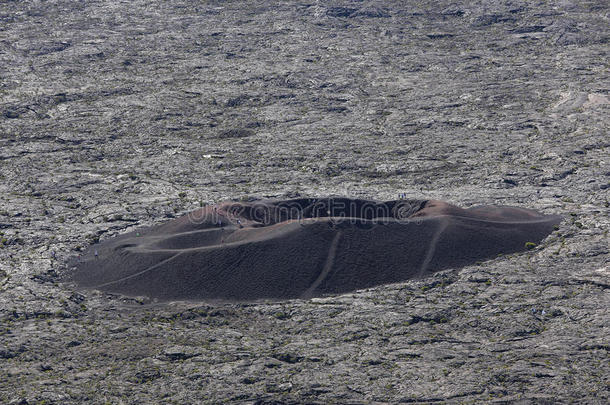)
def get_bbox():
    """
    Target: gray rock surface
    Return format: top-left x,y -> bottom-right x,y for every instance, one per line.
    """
0,0 -> 608,403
